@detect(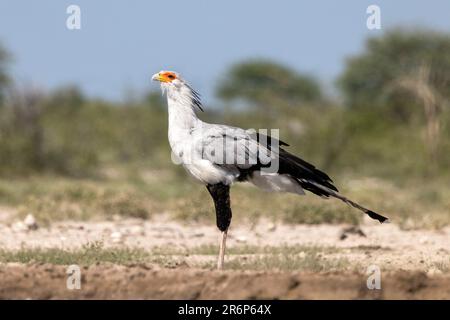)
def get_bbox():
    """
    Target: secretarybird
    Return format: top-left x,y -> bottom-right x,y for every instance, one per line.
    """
152,70 -> 388,270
